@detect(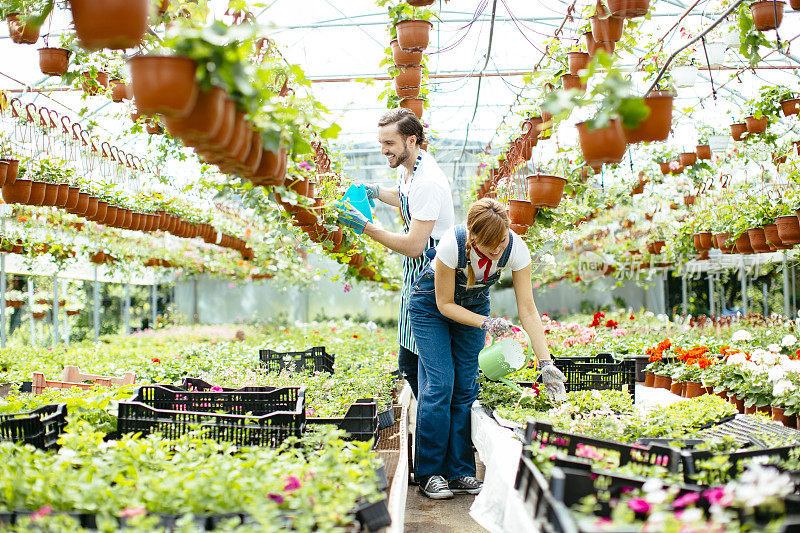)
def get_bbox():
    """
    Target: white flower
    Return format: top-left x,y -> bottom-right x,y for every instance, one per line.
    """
726,351 -> 747,366
644,311 -> 655,318
781,334 -> 797,347
767,343 -> 781,354
365,321 -> 378,333
731,330 -> 753,342
773,379 -> 797,397
767,366 -> 787,383
678,508 -> 703,523
642,478 -> 663,493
